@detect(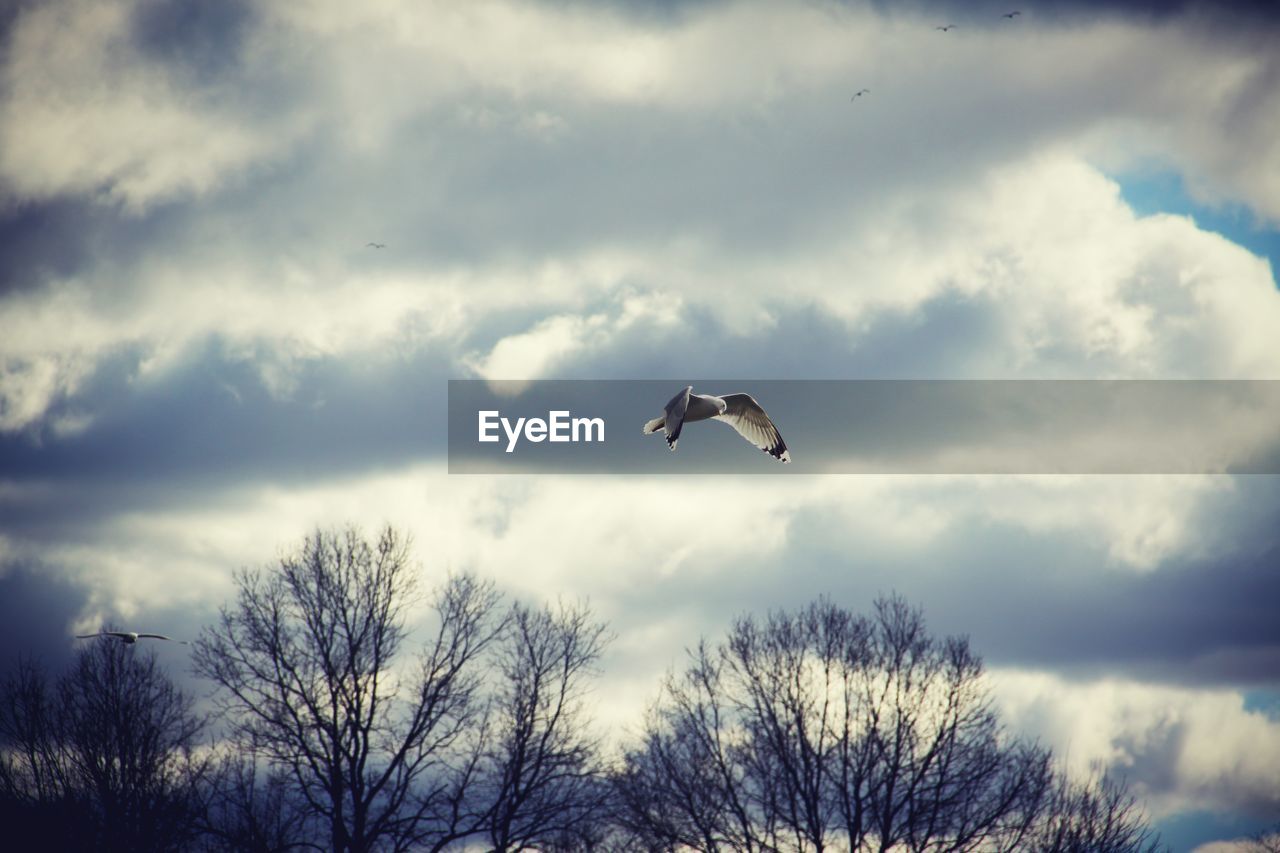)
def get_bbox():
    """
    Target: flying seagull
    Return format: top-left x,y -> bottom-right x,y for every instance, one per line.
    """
76,631 -> 188,645
936,24 -> 957,31
851,88 -> 870,100
643,386 -> 791,463
1002,10 -> 1021,18
366,242 -> 386,249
